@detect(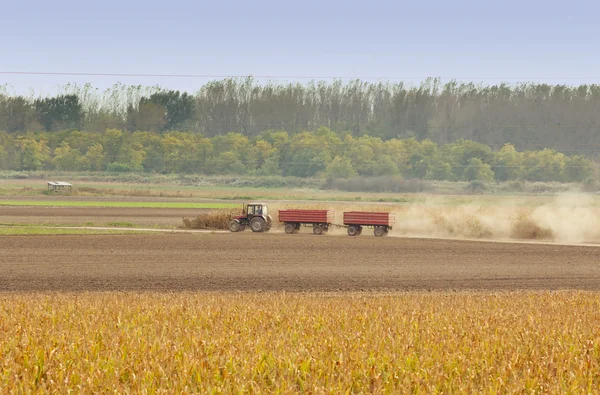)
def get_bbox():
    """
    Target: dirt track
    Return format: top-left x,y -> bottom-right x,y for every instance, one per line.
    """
1,233 -> 599,292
